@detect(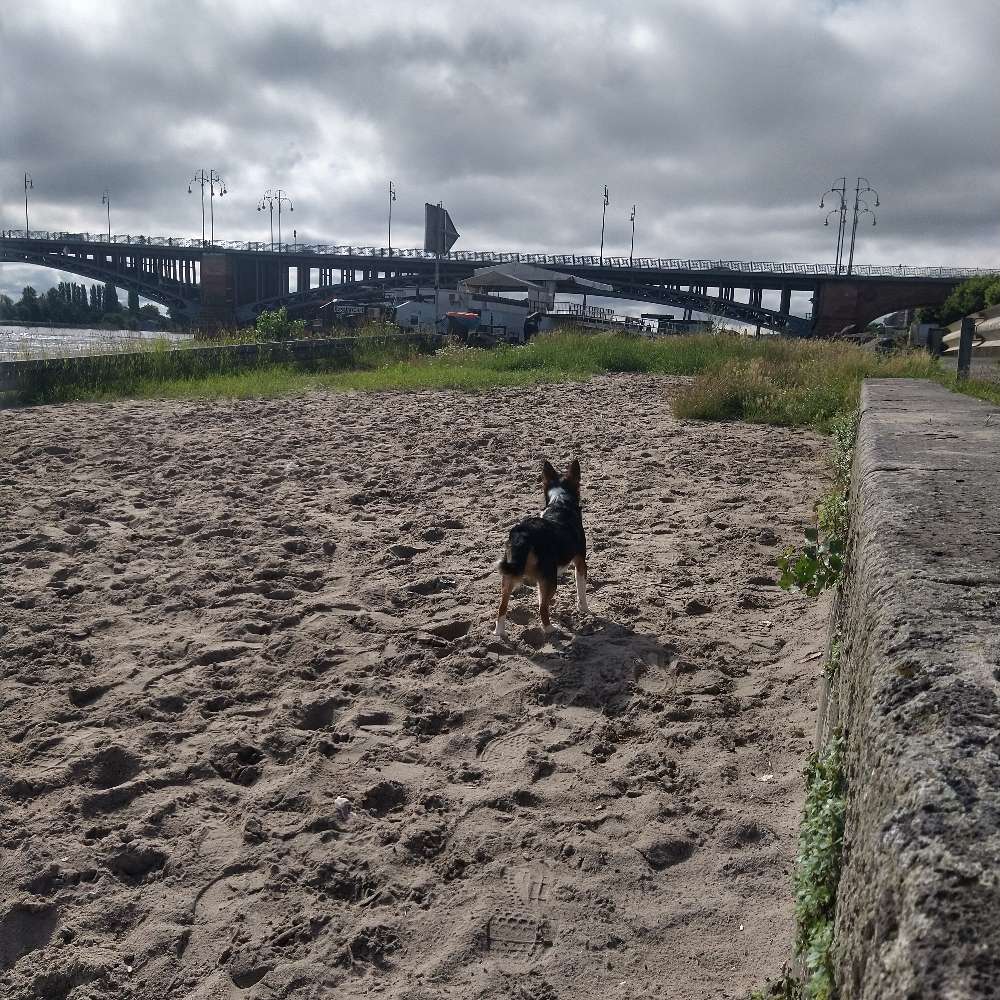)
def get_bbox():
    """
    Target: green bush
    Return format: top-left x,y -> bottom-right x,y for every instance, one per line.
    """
255,306 -> 306,341
778,528 -> 845,597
